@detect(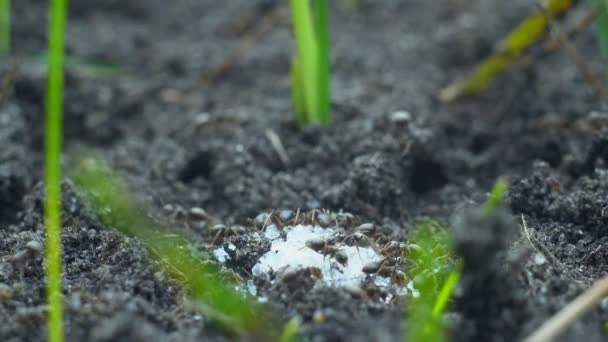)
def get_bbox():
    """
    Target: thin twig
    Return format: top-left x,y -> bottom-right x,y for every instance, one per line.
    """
0,62 -> 19,103
544,5 -> 601,50
265,129 -> 291,166
521,215 -> 586,282
523,274 -> 608,342
197,4 -> 285,88
542,3 -> 608,99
